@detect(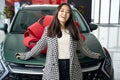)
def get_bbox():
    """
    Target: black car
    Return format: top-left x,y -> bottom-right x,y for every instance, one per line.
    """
0,4 -> 114,80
